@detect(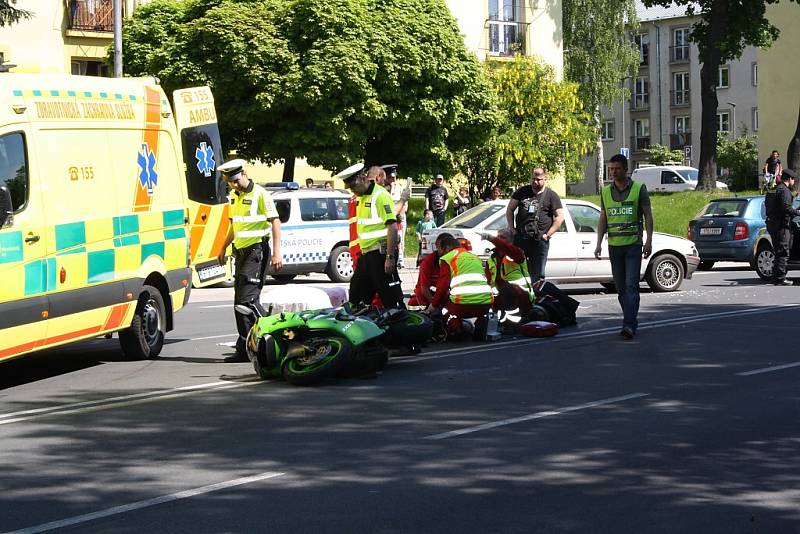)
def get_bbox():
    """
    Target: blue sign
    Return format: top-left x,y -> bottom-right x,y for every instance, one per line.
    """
137,142 -> 158,196
620,147 -> 630,159
195,142 -> 216,178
